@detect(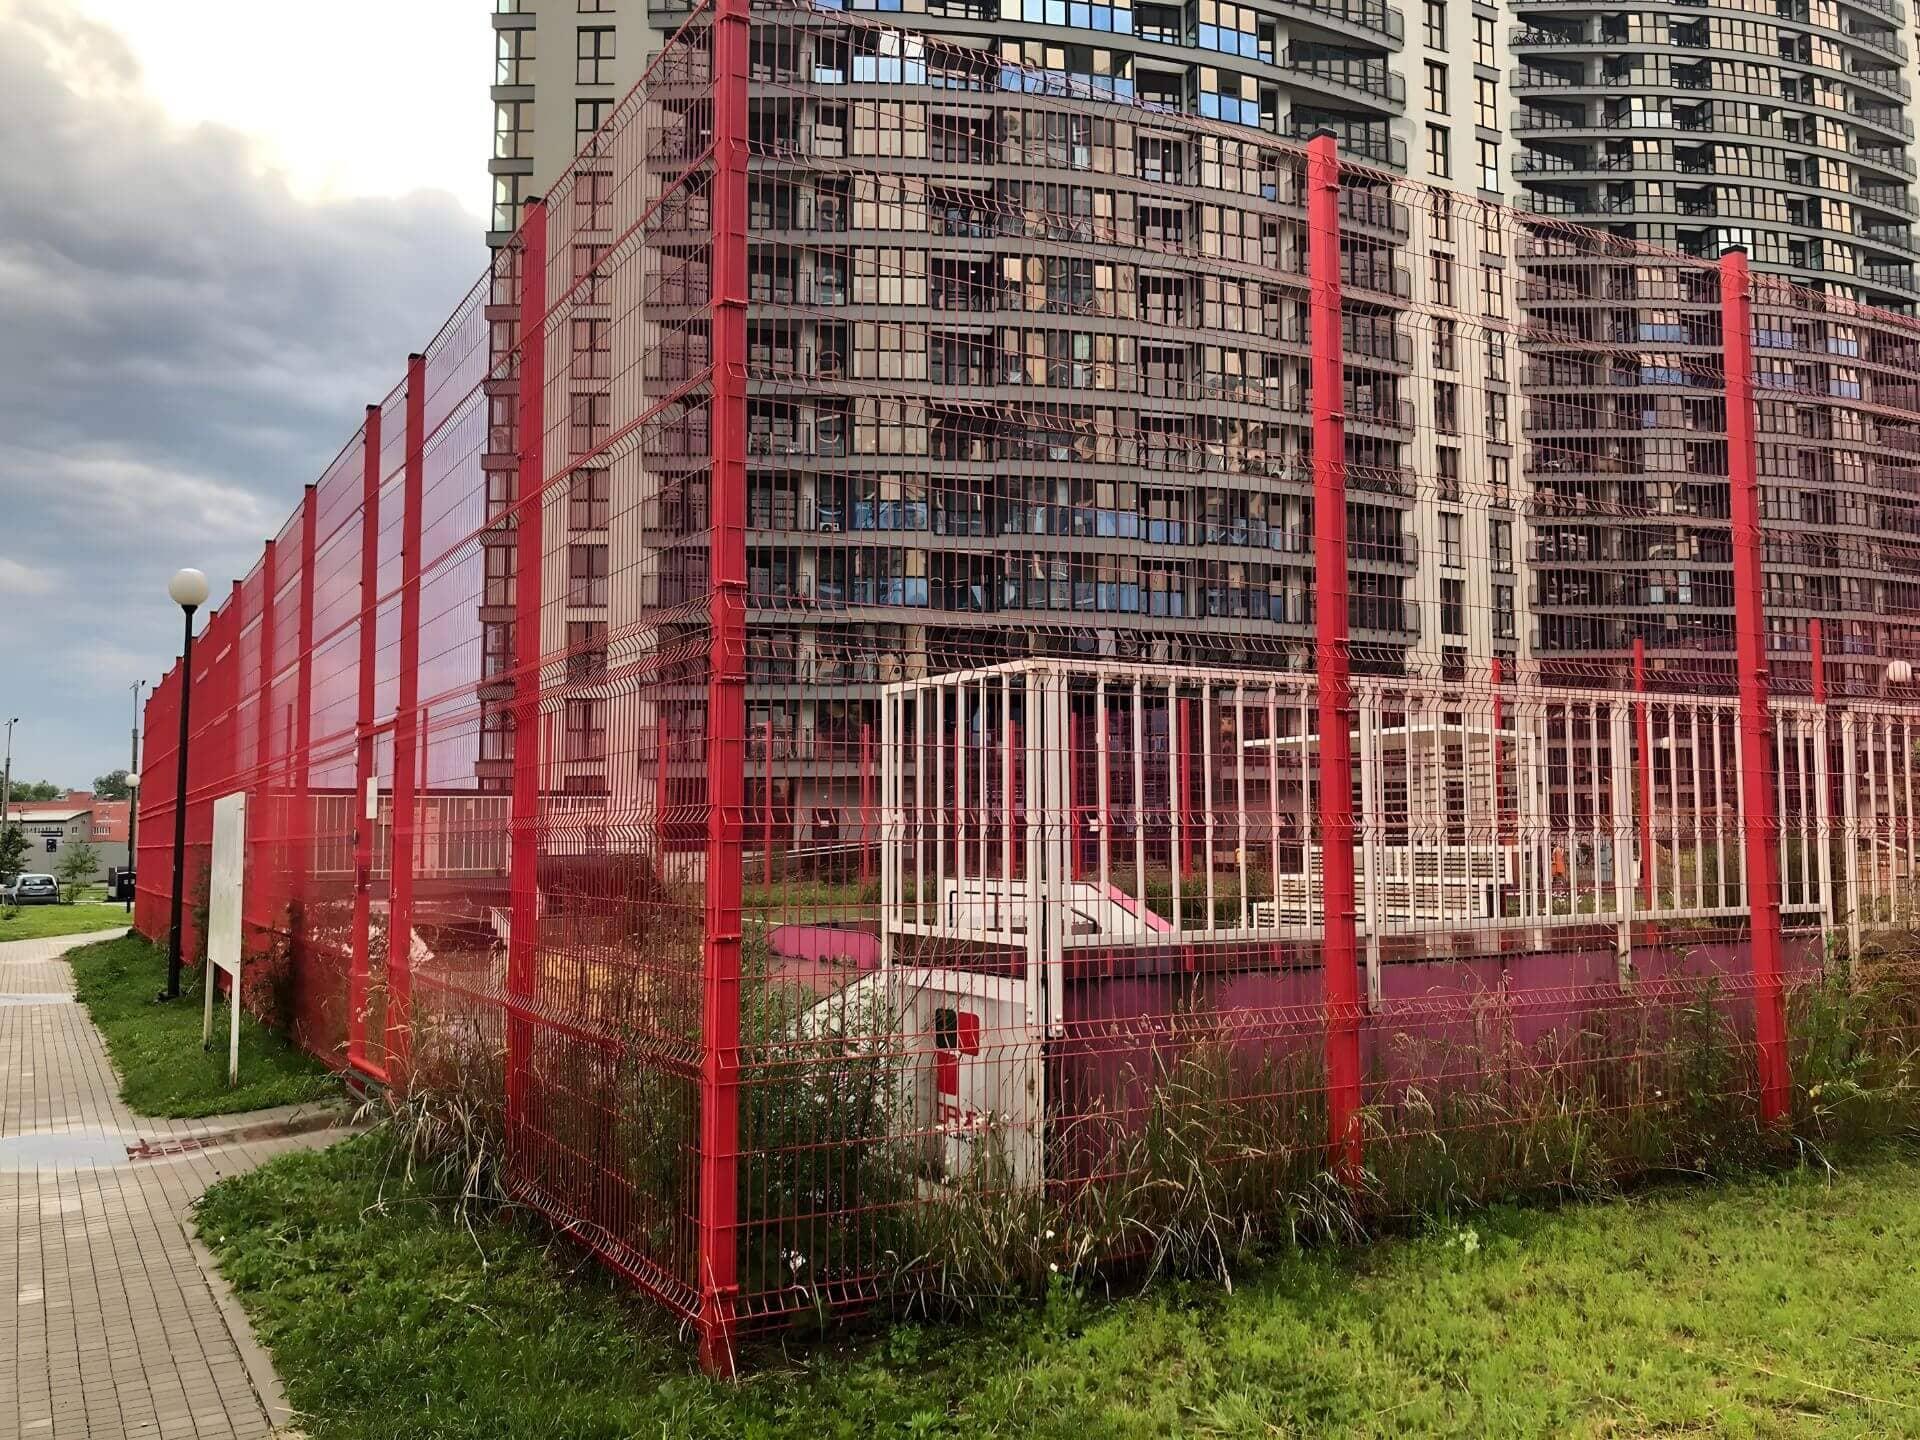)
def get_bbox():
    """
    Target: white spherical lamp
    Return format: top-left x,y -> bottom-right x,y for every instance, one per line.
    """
1888,658 -> 1913,686
167,569 -> 210,610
